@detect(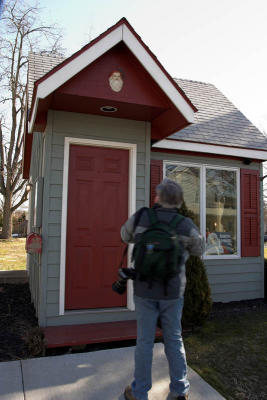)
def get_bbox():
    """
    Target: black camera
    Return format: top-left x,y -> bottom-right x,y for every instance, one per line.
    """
112,267 -> 136,295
